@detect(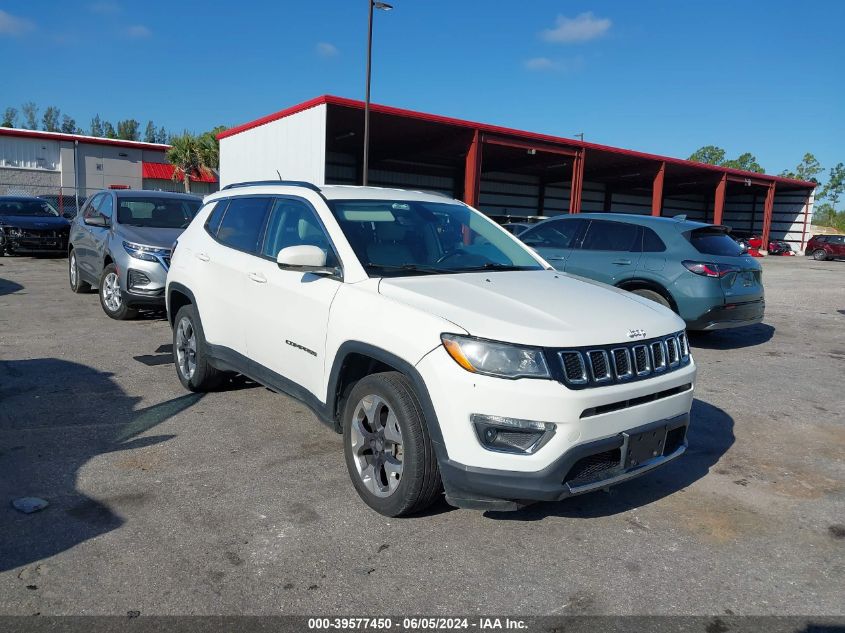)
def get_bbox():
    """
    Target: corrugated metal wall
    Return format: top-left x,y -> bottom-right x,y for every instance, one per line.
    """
219,105 -> 327,187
